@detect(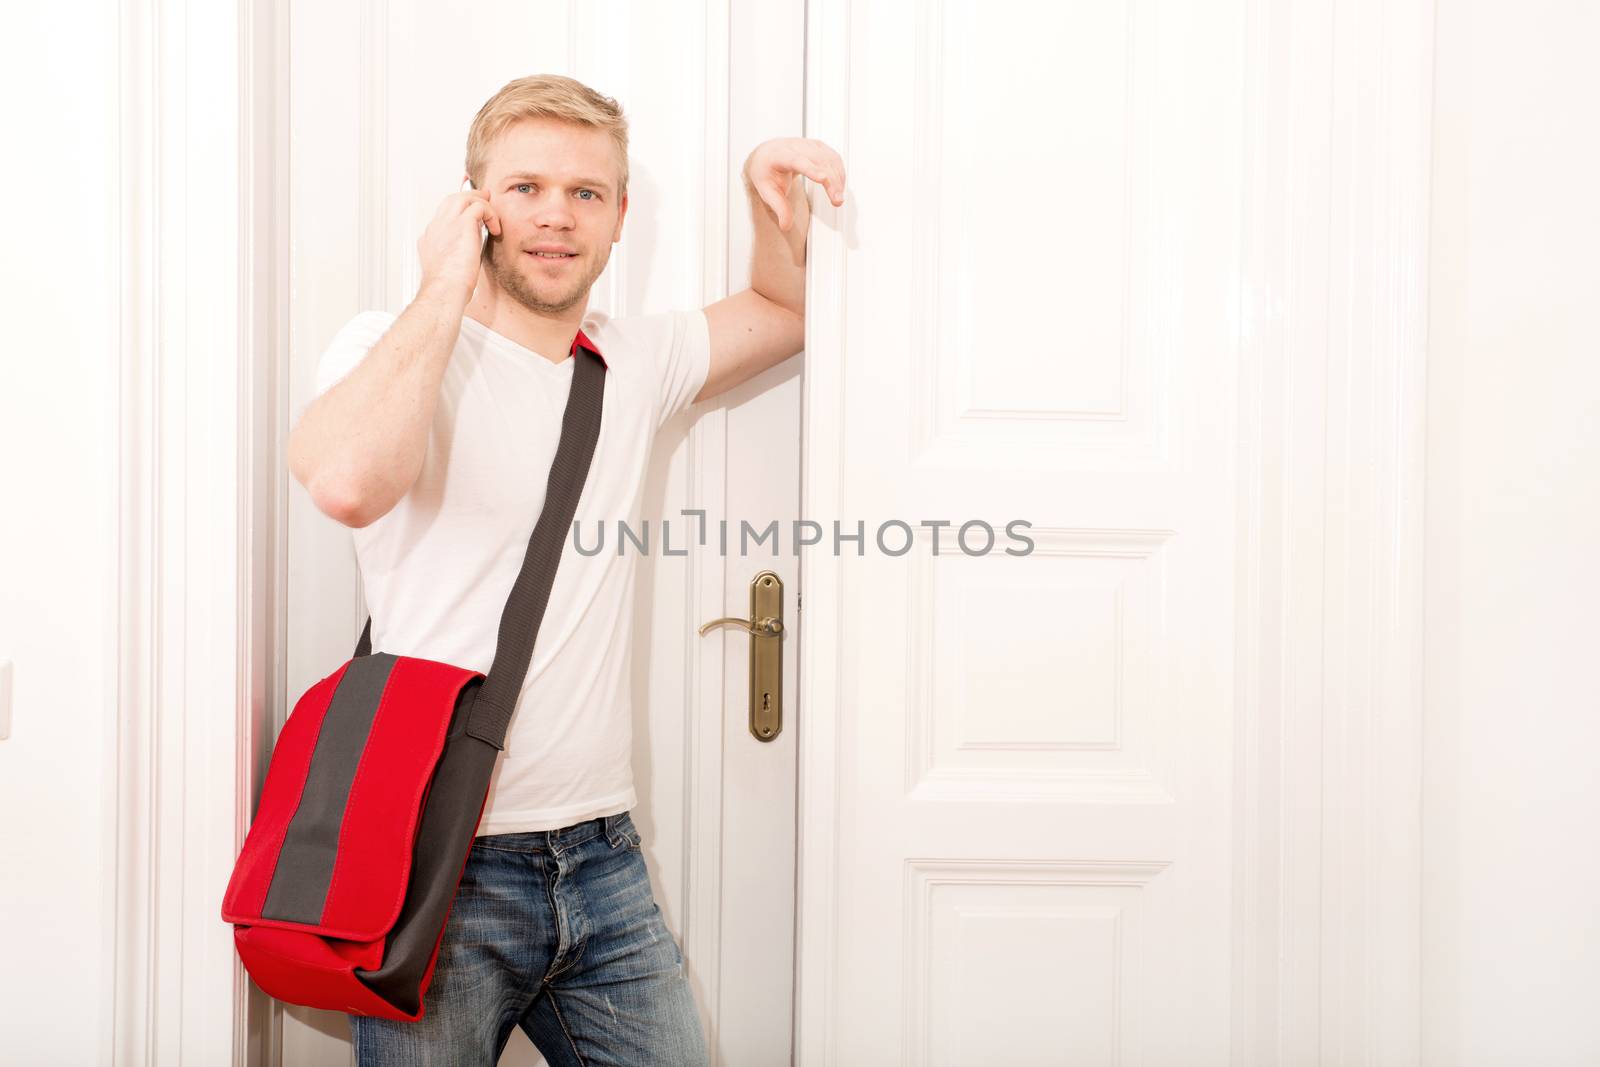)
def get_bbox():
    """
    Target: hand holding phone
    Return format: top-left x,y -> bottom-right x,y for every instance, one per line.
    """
416,177 -> 499,302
